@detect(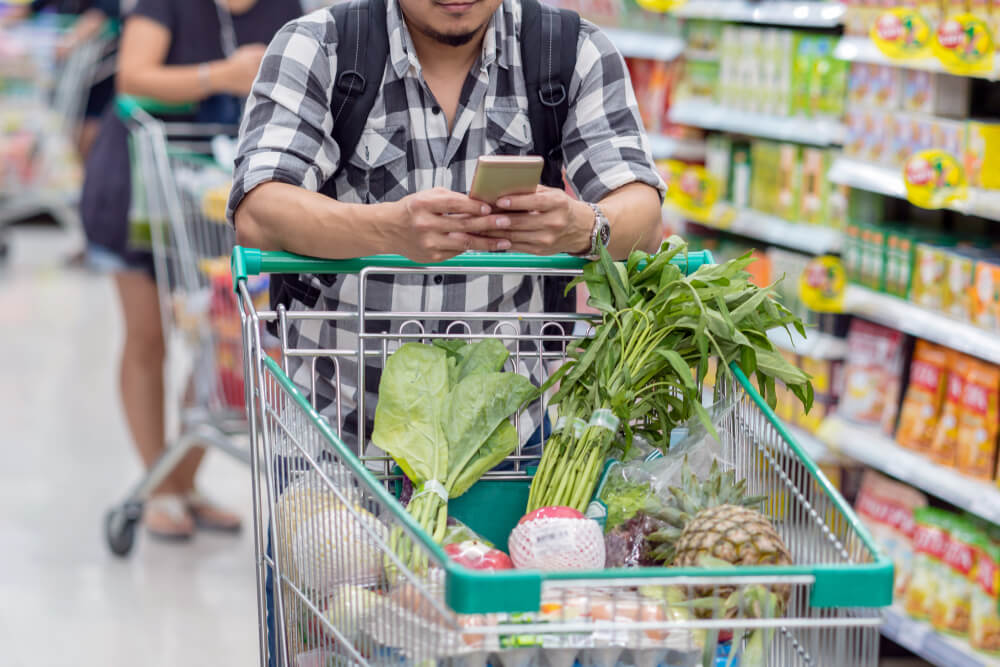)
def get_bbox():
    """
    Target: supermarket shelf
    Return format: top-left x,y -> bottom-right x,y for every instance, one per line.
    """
818,415 -> 1000,525
768,327 -> 848,360
829,157 -> 1000,221
881,607 -> 1000,667
685,205 -> 843,254
603,28 -> 684,62
843,285 -> 1000,365
834,37 -> 1000,80
648,134 -> 706,161
672,1 -> 846,27
668,100 -> 845,146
